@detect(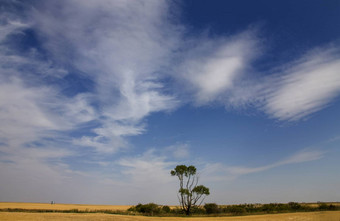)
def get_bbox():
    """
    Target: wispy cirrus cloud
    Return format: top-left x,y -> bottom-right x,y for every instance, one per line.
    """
261,46 -> 340,121
0,0 -> 181,155
212,44 -> 340,121
176,30 -> 260,104
0,79 -> 58,146
0,0 -> 184,204
1,1 -> 338,158
166,143 -> 190,159
118,149 -> 174,185
226,150 -> 324,176
202,149 -> 324,182
29,0 -> 180,152
173,27 -> 340,122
